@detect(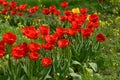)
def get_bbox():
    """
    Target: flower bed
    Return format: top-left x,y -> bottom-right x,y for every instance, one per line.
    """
0,0 -> 106,80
